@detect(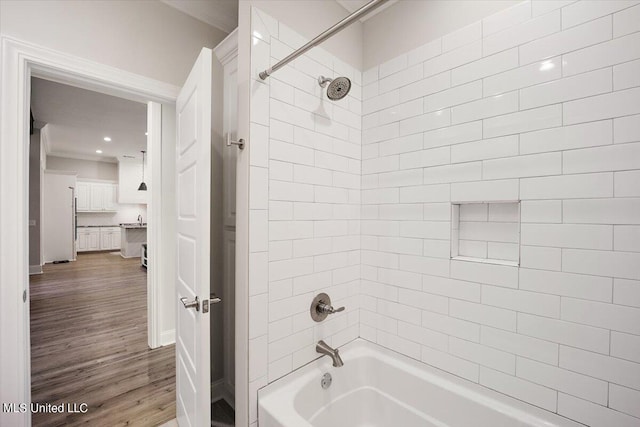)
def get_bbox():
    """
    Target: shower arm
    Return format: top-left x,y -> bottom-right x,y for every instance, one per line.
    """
258,0 -> 389,80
